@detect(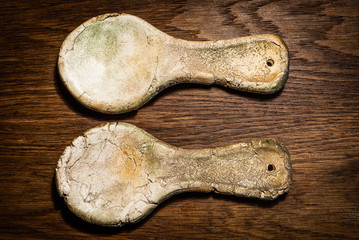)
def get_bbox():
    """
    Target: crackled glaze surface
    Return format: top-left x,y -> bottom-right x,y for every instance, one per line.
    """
58,13 -> 289,114
56,123 -> 292,226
